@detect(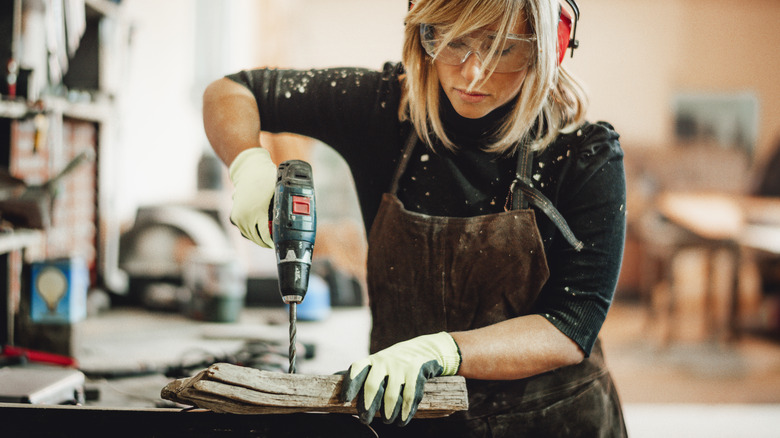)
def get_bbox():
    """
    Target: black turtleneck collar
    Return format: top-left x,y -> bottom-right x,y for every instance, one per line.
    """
438,87 -> 516,147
